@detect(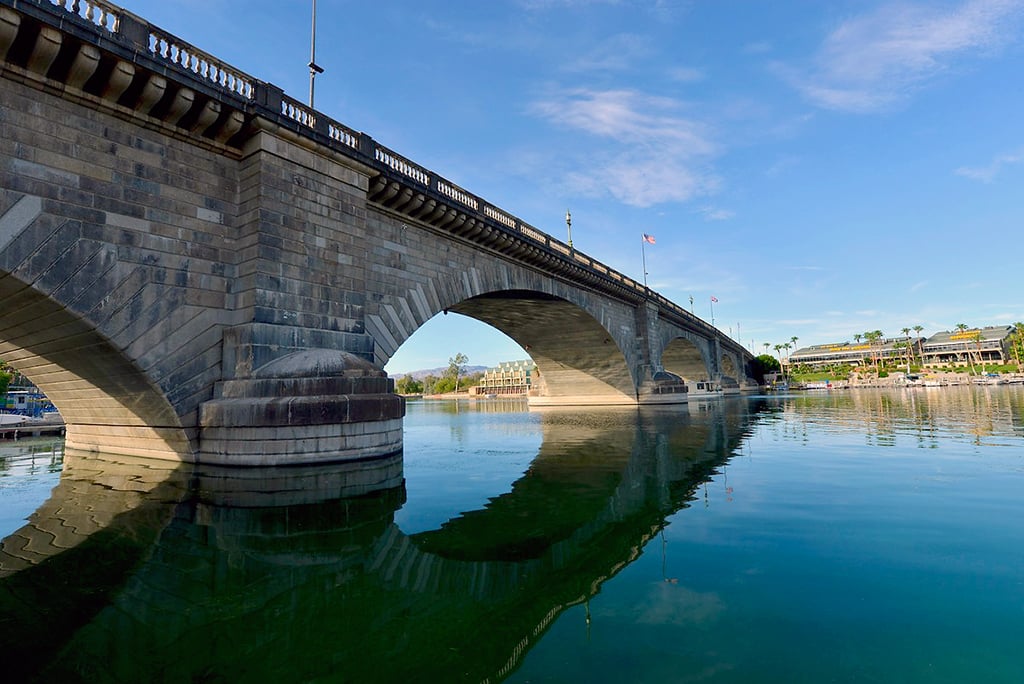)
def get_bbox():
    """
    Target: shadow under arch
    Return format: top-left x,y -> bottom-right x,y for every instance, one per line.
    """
721,352 -> 738,380
662,335 -> 713,382
449,289 -> 637,404
0,399 -> 767,683
0,276 -> 192,459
